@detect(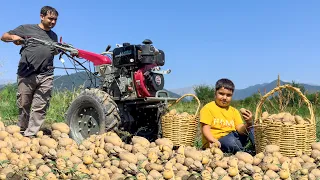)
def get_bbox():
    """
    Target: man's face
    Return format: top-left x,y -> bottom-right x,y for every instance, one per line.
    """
41,12 -> 58,29
215,87 -> 233,107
